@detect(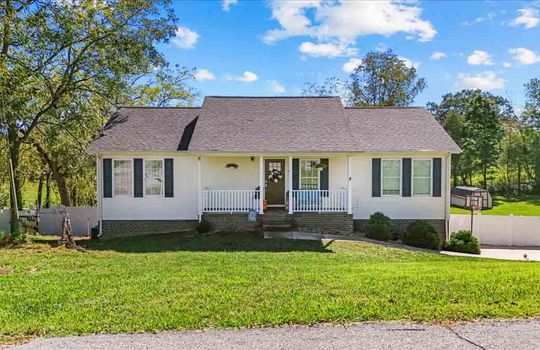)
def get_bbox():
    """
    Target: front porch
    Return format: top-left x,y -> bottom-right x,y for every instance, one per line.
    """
197,155 -> 353,216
